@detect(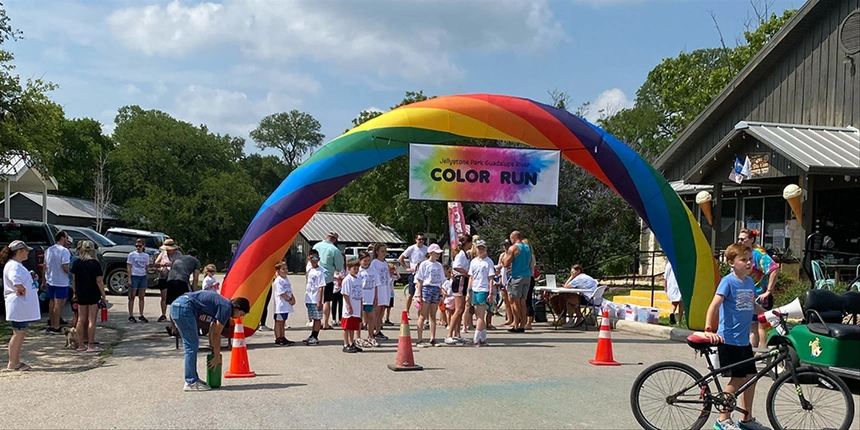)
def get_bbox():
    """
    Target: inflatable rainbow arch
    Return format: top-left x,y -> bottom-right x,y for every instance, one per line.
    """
221,94 -> 719,334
